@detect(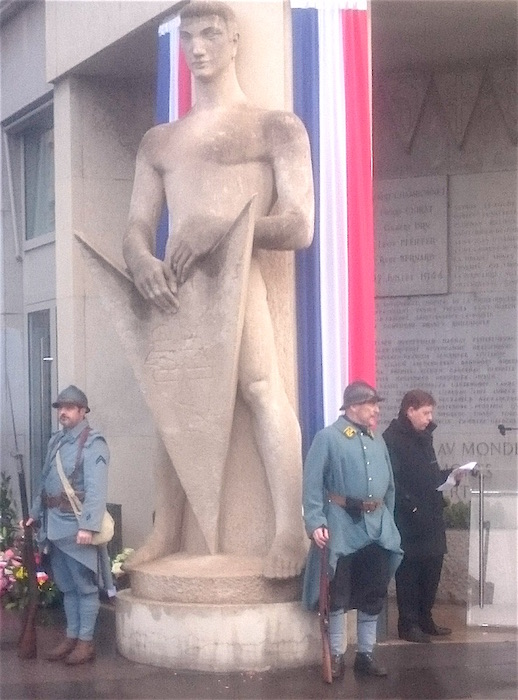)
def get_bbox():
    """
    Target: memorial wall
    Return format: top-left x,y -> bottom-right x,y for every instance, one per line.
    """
373,63 -> 517,492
